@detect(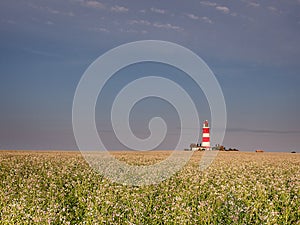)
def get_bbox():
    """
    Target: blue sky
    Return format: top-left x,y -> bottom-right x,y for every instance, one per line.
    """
0,0 -> 299,151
